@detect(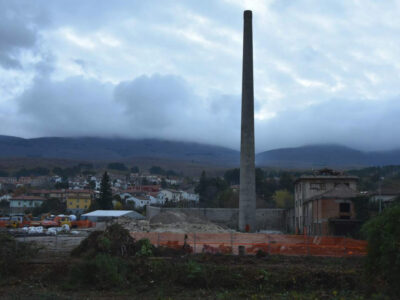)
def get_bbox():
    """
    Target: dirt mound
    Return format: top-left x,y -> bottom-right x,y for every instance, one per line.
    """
117,217 -> 150,232
116,211 -> 232,233
151,223 -> 230,233
150,211 -> 209,225
149,211 -> 231,233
